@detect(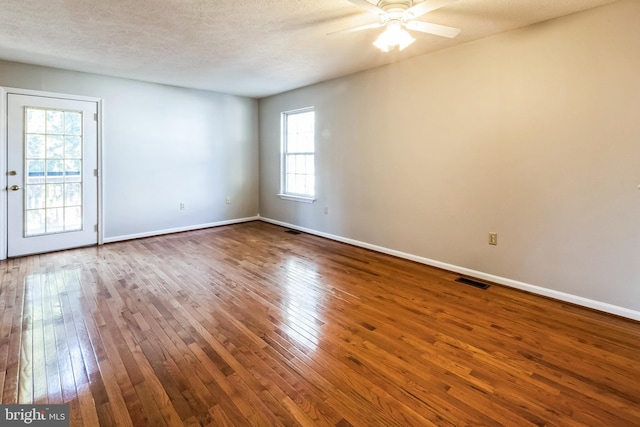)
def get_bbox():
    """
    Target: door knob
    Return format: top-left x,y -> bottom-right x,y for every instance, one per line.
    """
10,185 -> 20,191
